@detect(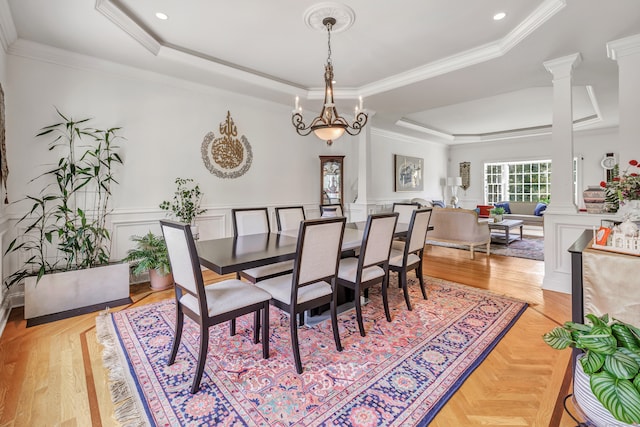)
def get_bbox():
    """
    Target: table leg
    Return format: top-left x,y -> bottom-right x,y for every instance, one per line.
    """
519,225 -> 523,240
505,228 -> 511,246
